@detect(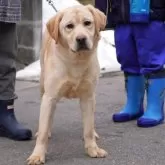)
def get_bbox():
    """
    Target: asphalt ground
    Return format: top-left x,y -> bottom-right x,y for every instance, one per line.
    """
0,75 -> 164,165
